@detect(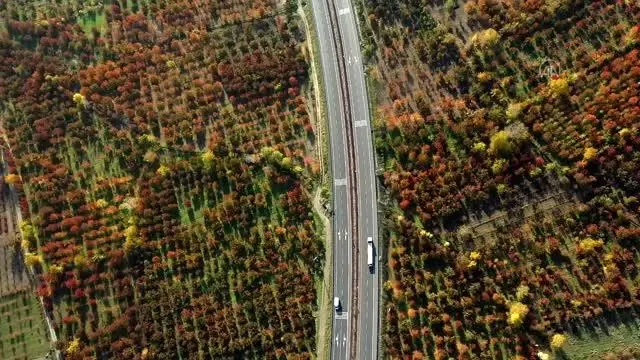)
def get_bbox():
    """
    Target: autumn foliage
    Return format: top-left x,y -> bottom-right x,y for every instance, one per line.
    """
0,0 -> 322,358
361,0 -> 640,358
